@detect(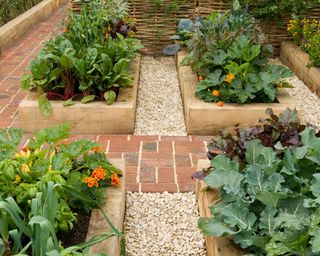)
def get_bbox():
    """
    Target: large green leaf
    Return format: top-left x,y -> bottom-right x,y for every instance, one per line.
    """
104,91 -> 117,105
244,140 -> 265,165
221,203 -> 257,230
259,207 -> 277,235
196,69 -> 223,92
81,95 -> 95,104
20,74 -> 33,90
242,45 -> 261,62
205,155 -> 243,194
30,60 -> 51,80
198,218 -> 237,236
38,94 -> 53,117
113,59 -> 129,75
